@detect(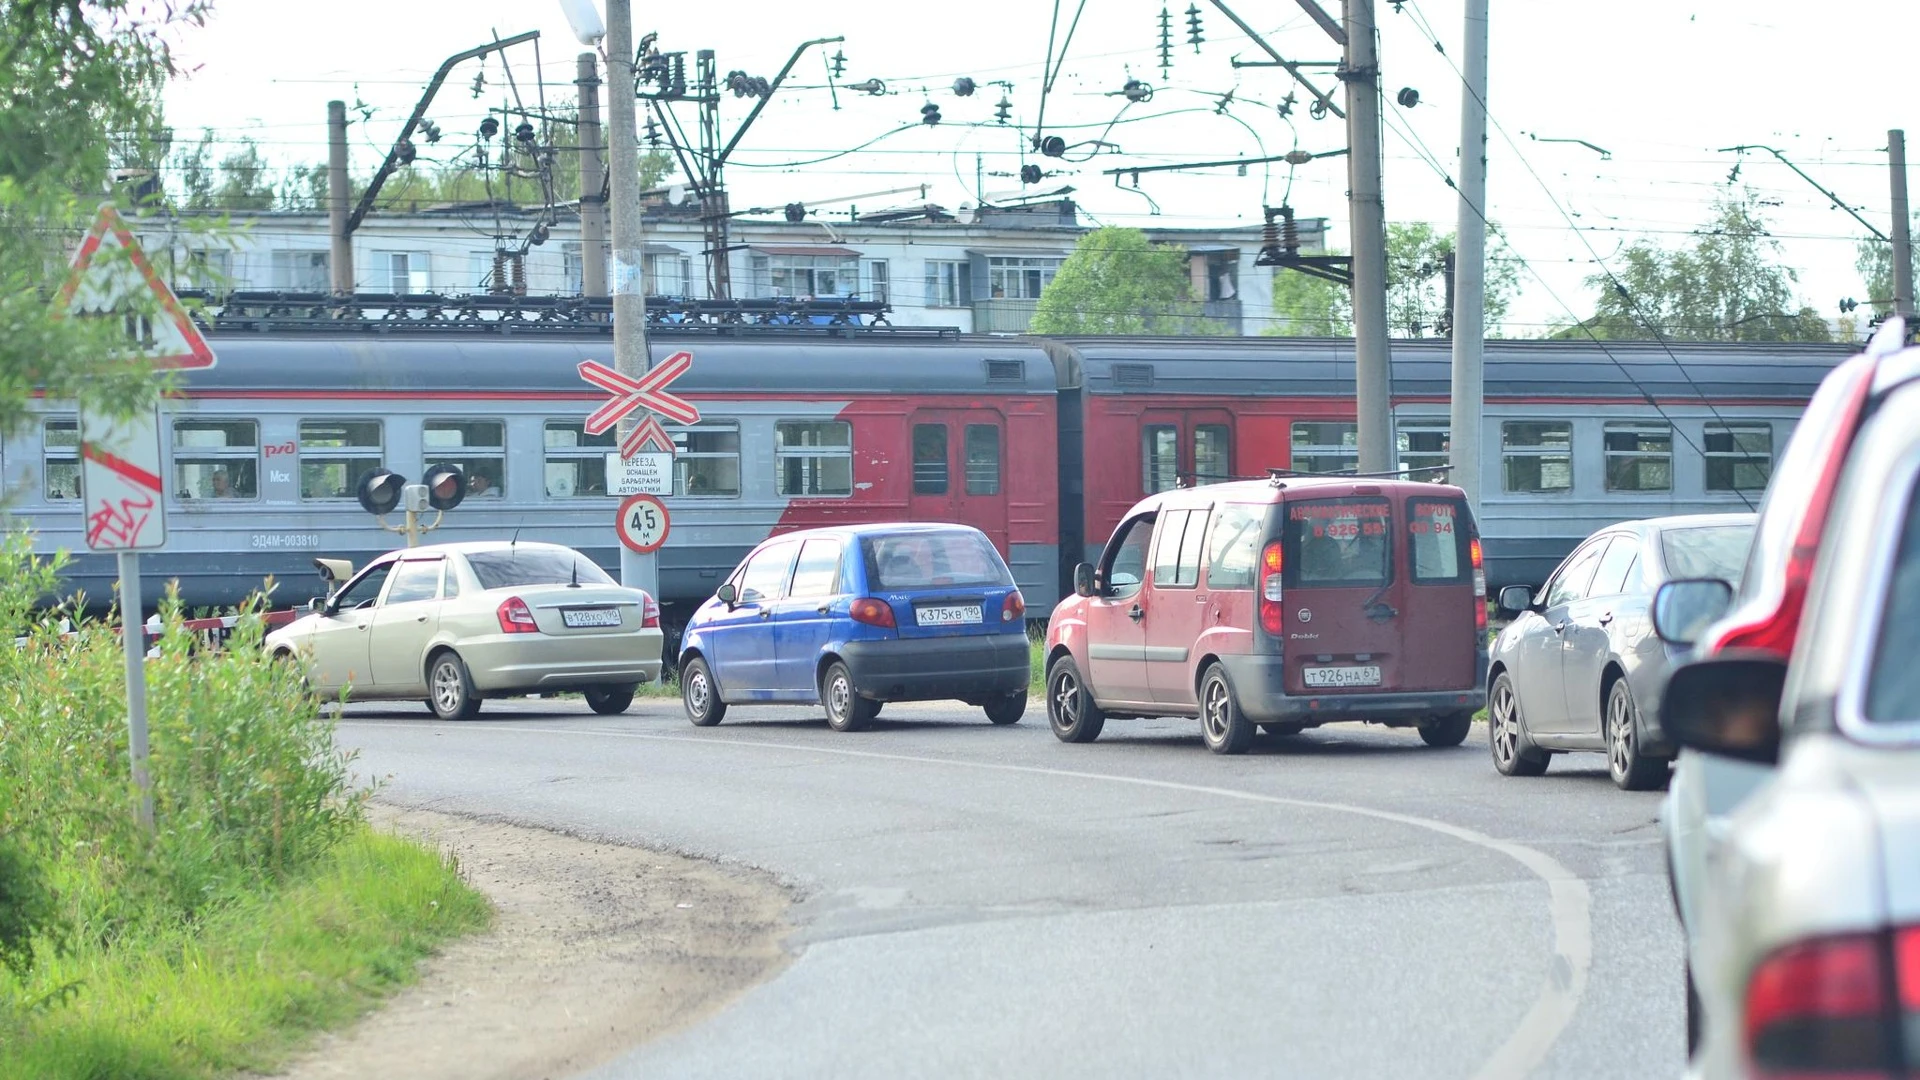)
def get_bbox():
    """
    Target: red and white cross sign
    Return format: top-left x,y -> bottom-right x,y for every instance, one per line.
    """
578,350 -> 700,438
